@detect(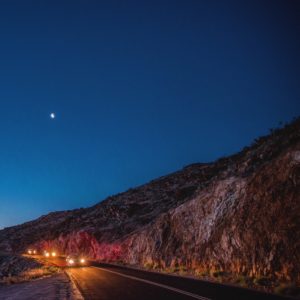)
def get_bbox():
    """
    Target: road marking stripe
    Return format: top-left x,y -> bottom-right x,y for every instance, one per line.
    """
92,266 -> 211,300
66,271 -> 85,300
